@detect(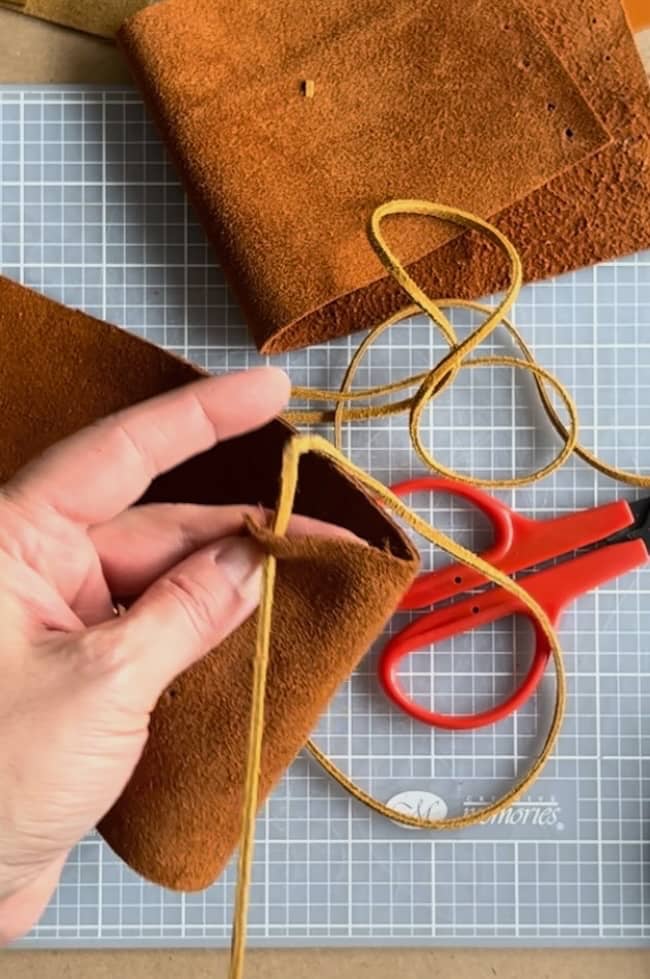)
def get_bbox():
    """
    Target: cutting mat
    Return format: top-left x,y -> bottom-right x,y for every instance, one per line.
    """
1,87 -> 649,948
